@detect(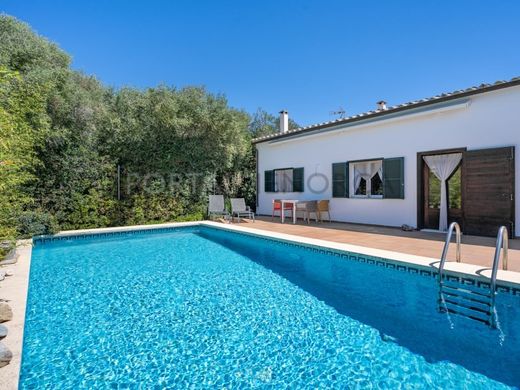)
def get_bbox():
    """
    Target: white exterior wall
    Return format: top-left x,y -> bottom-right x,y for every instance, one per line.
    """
256,86 -> 520,235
